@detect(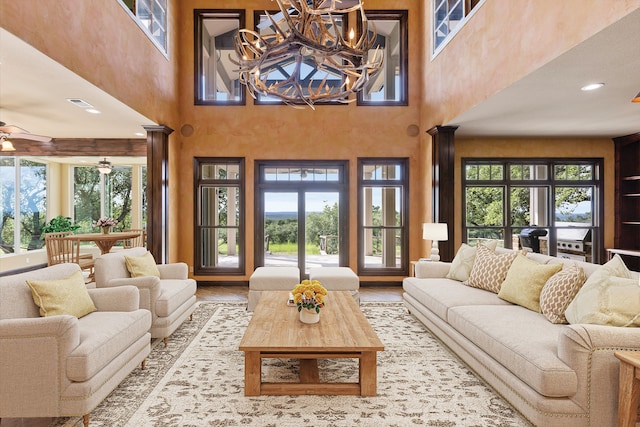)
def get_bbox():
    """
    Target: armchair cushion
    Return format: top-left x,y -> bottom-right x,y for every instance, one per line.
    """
26,270 -> 96,318
125,251 -> 161,278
